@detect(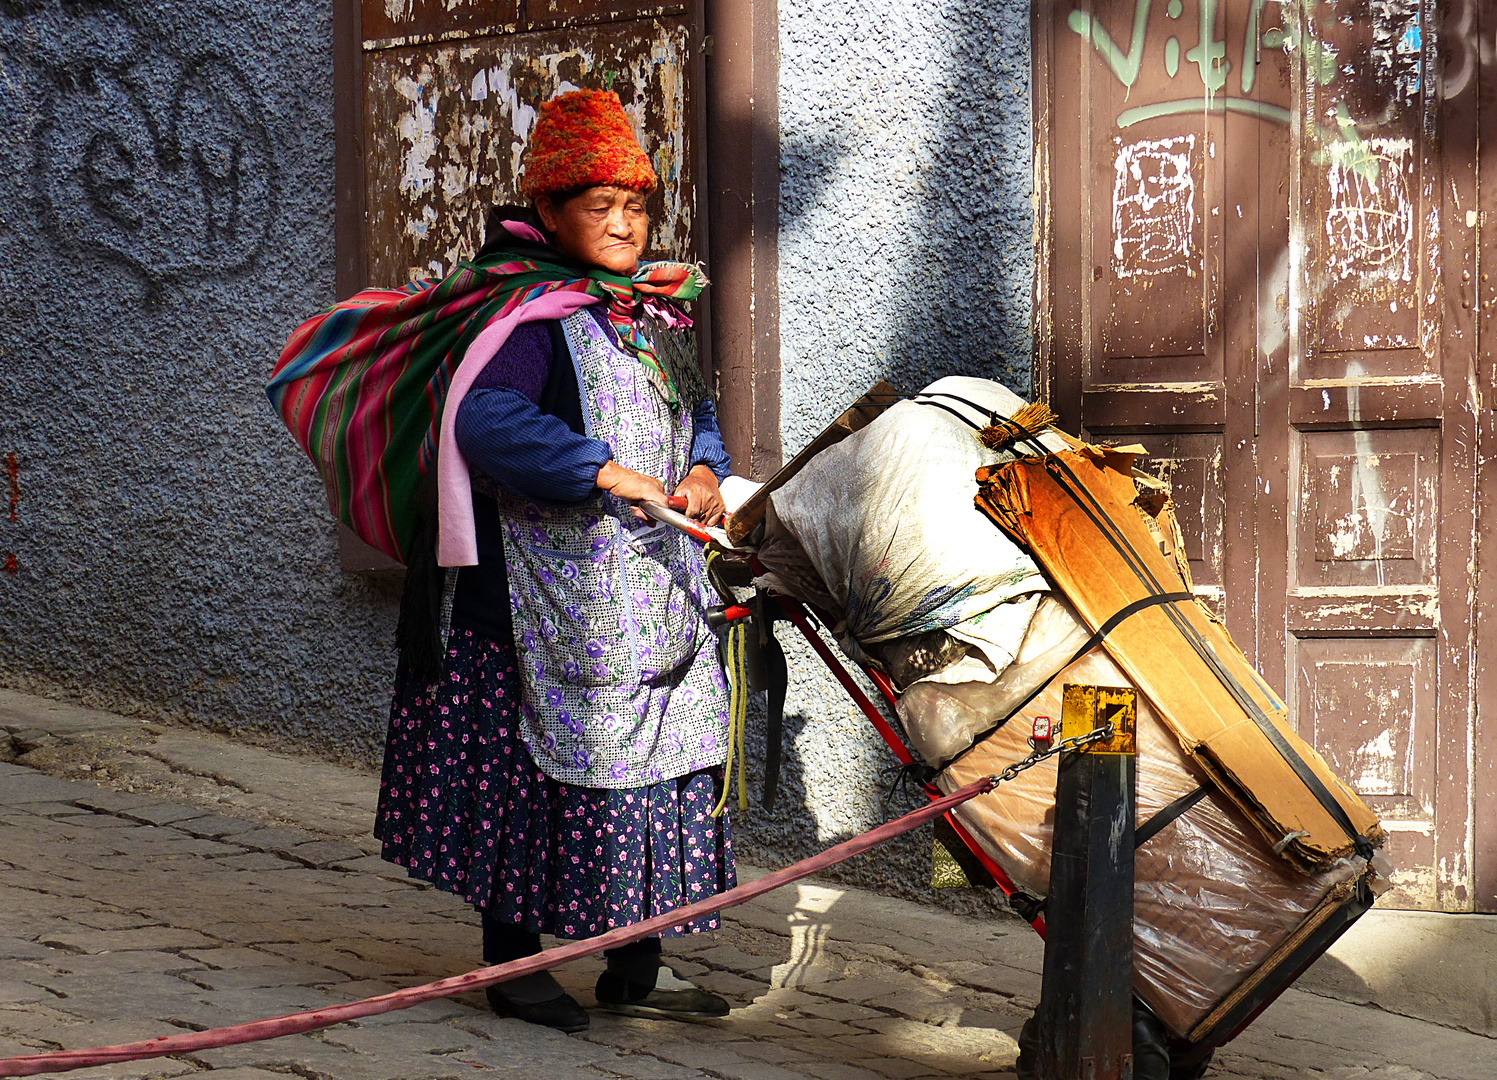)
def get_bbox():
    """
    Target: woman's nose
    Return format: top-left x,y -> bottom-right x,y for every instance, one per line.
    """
606,207 -> 632,236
